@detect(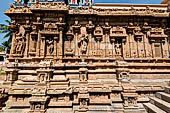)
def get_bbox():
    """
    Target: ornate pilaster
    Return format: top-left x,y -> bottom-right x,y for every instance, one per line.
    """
103,22 -> 111,57
86,19 -> 94,57
34,17 -> 43,57
134,26 -> 144,58
127,23 -> 135,58
57,17 -> 66,60
66,27 -> 74,57
142,22 -> 151,58
24,20 -> 31,57
9,20 -> 17,58
72,19 -> 81,57
94,25 -> 103,57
